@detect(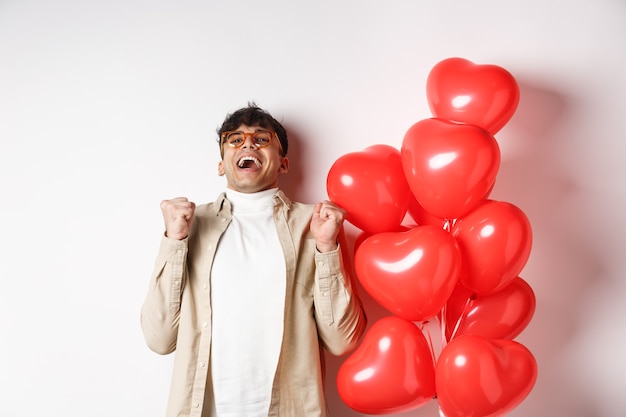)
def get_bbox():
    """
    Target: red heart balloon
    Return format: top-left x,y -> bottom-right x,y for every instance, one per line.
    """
355,225 -> 461,321
444,277 -> 536,341
401,118 -> 500,220
337,316 -> 436,414
452,200 -> 532,294
327,144 -> 411,234
407,194 -> 445,229
354,224 -> 413,254
436,335 -> 537,417
426,57 -> 520,135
